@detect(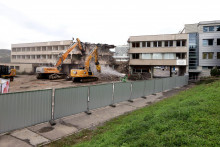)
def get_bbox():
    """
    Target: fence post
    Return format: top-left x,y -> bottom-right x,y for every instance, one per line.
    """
152,79 -> 156,95
49,88 -> 56,126
141,80 -> 147,99
85,86 -> 92,115
128,82 -> 133,102
110,83 -> 116,107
